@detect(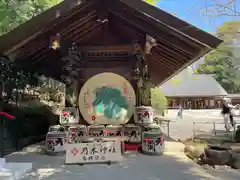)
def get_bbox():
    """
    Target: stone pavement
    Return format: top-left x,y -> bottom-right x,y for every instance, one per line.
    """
161,109 -> 240,141
3,141 -> 223,180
